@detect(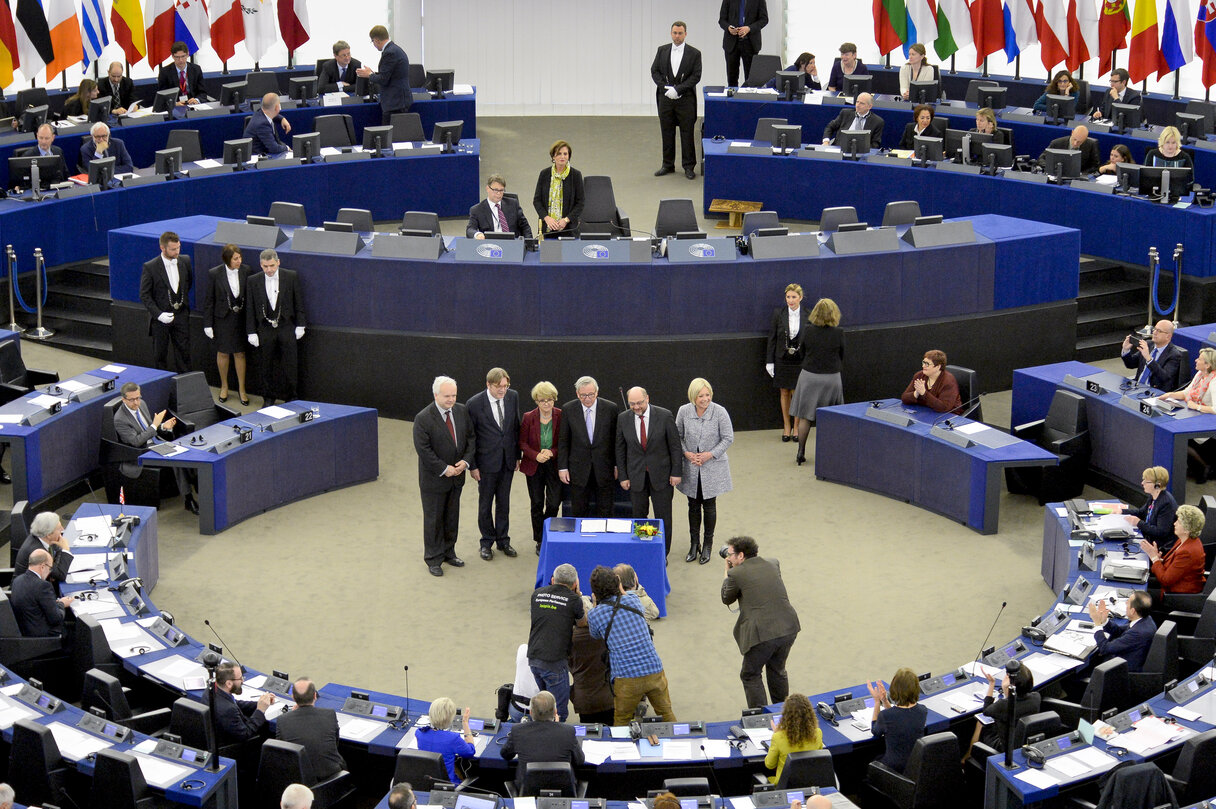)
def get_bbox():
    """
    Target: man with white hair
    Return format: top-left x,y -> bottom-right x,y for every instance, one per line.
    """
13,511 -> 72,595
78,121 -> 134,173
280,783 -> 313,809
413,376 -> 476,577
0,781 -> 14,809
527,564 -> 584,721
